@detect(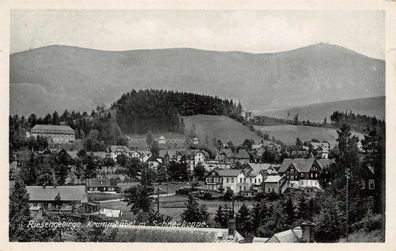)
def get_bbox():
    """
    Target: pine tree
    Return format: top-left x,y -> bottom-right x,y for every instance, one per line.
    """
181,194 -> 209,223
236,203 -> 253,240
284,197 -> 295,226
9,178 -> 32,241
